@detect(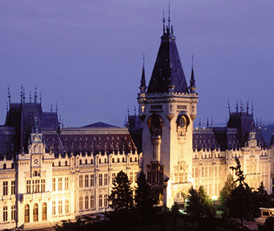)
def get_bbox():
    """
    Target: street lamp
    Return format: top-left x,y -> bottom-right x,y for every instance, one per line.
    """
211,195 -> 218,207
